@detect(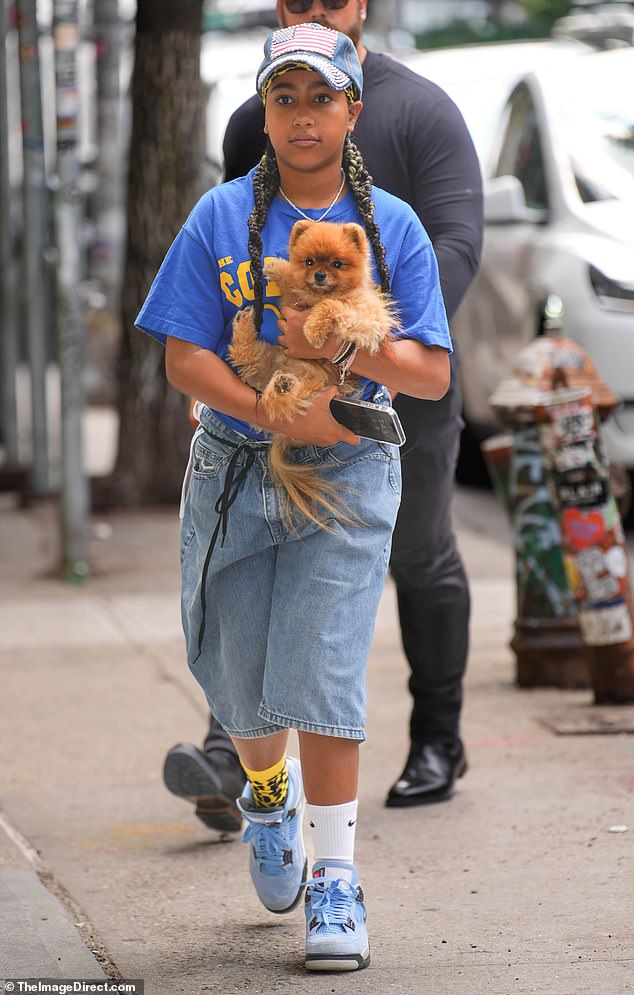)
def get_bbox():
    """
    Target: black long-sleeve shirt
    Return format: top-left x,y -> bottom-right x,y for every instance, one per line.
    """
222,50 -> 483,322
